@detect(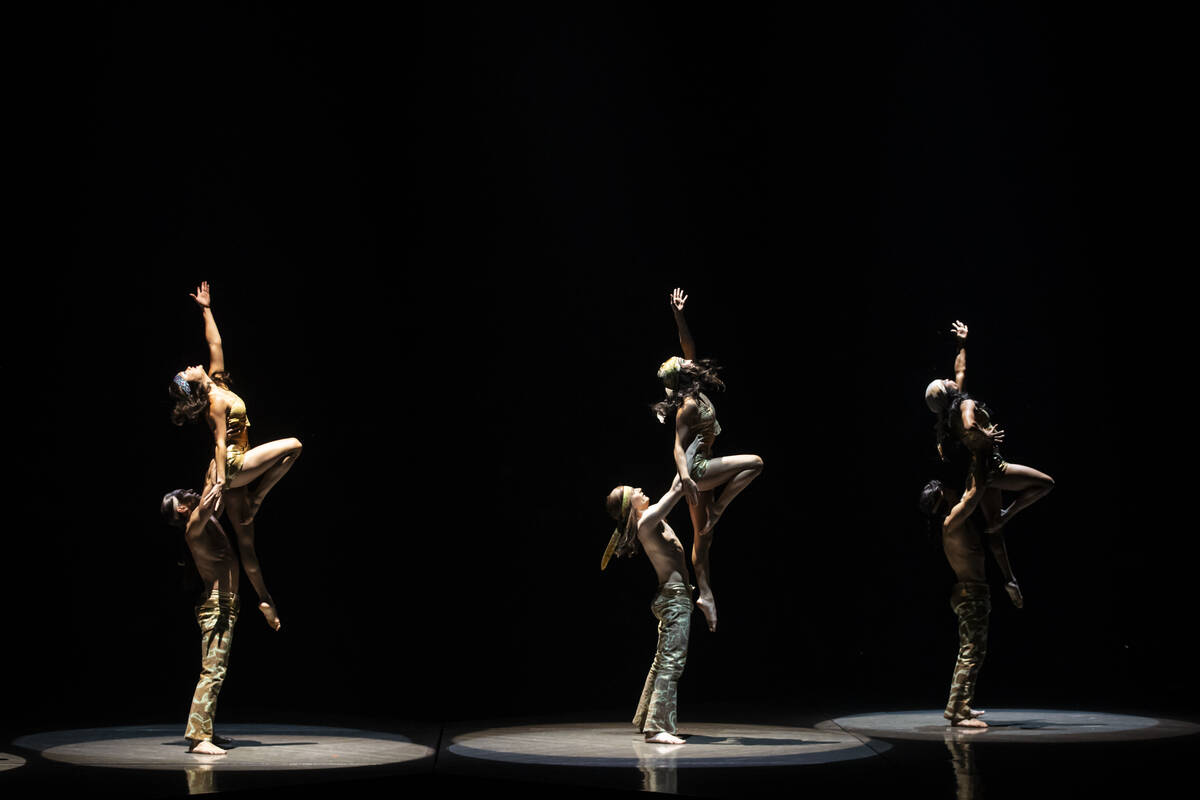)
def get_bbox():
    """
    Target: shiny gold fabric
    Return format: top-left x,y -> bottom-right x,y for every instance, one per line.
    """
223,390 -> 251,482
